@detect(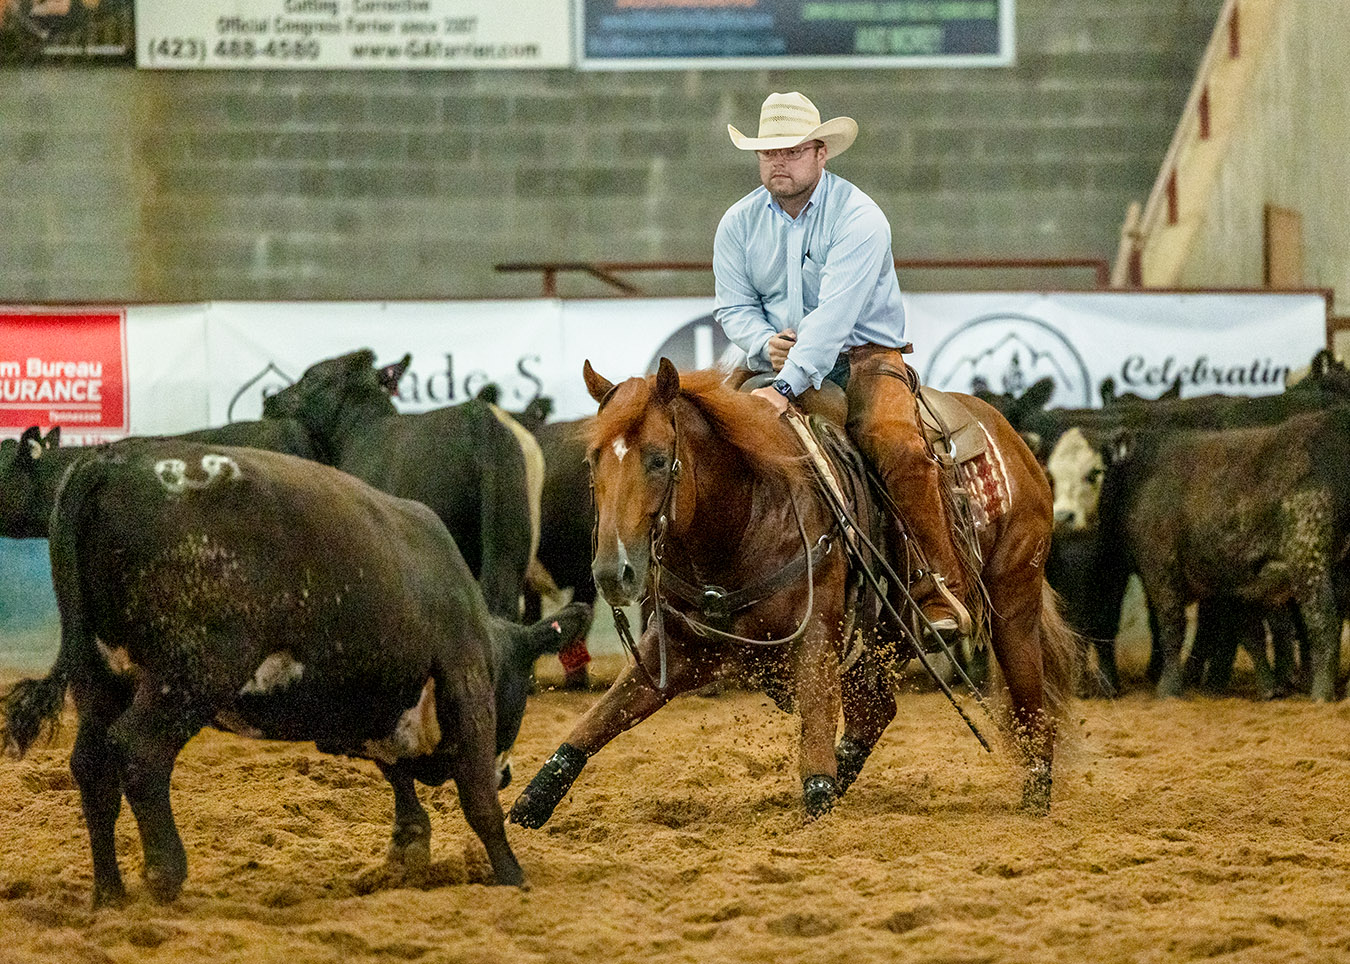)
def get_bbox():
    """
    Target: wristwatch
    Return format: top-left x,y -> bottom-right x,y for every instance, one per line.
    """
771,378 -> 796,401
